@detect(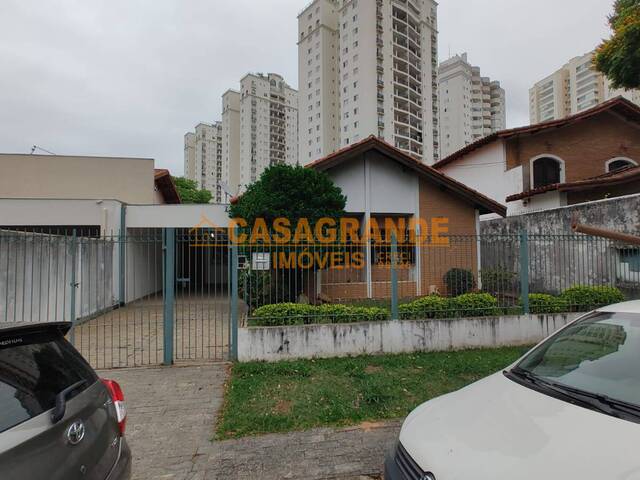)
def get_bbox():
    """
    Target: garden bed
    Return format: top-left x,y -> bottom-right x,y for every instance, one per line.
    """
247,285 -> 625,326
